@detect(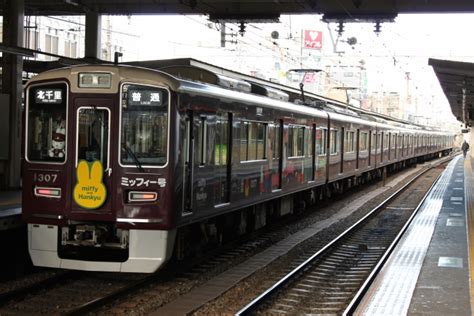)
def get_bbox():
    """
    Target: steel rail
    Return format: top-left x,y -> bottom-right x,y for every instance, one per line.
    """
0,271 -> 77,307
342,170 -> 442,315
236,156 -> 452,315
64,273 -> 160,316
